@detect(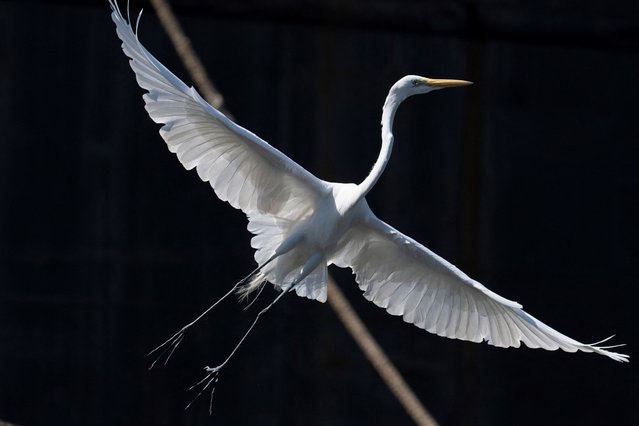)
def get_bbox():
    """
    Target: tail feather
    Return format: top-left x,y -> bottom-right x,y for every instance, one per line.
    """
294,263 -> 328,302
246,213 -> 329,302
237,271 -> 267,300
